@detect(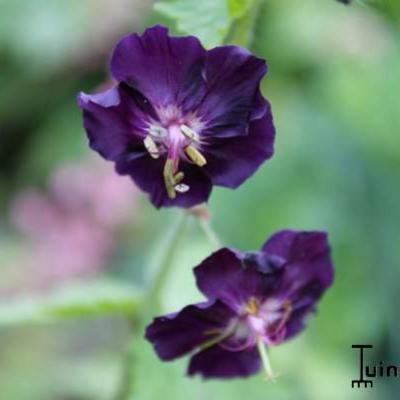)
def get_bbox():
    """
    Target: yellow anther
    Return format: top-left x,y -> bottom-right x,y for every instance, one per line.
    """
180,124 -> 199,141
163,159 -> 176,199
246,297 -> 260,315
185,145 -> 207,167
173,171 -> 185,184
